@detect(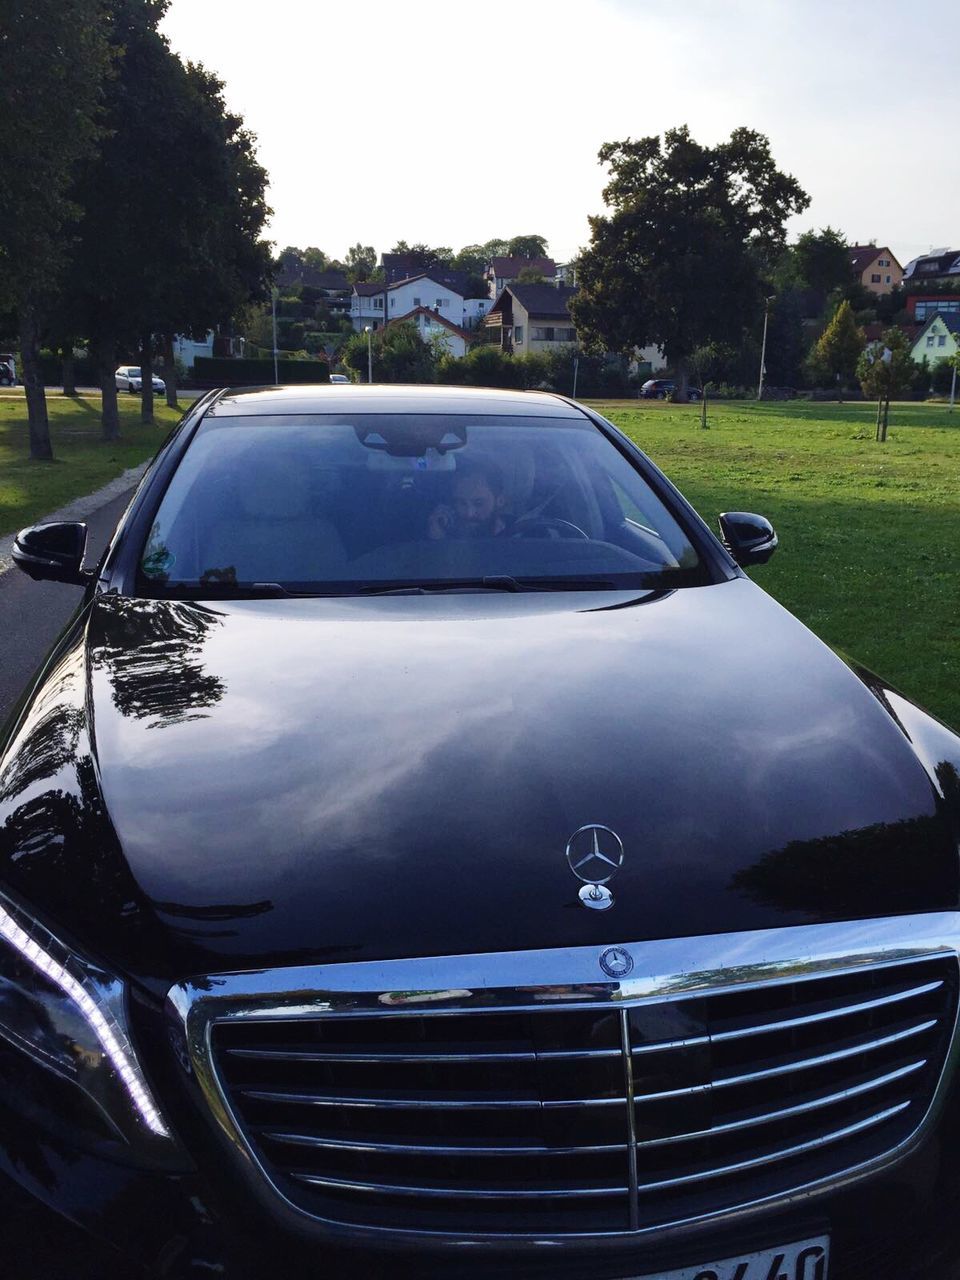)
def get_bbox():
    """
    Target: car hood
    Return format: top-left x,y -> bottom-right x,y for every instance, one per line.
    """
0,580 -> 956,990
